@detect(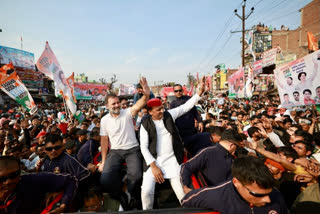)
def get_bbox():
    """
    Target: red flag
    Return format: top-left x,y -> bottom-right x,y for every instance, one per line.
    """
307,32 -> 319,52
